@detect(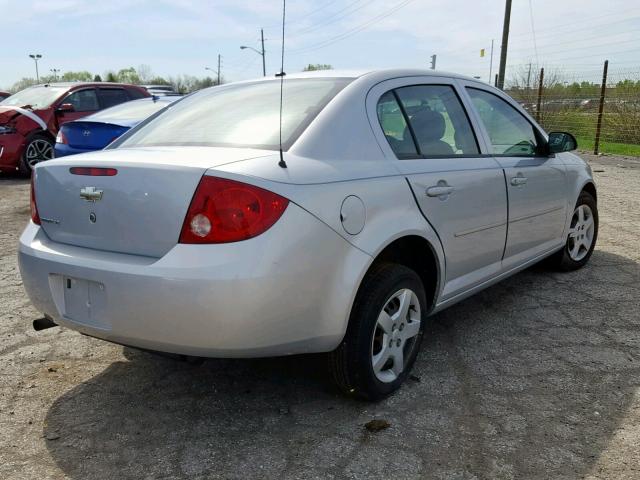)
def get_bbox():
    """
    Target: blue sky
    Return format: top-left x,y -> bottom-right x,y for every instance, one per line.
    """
1,0 -> 639,89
